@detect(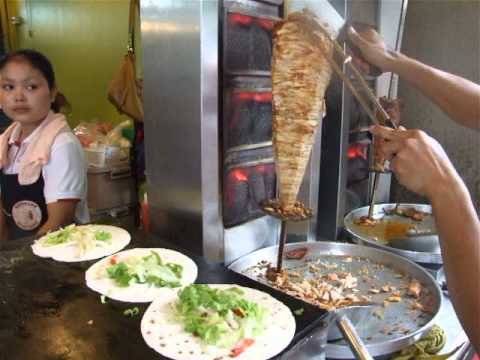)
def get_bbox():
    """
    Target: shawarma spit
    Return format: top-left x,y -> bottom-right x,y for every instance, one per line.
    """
272,10 -> 333,212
